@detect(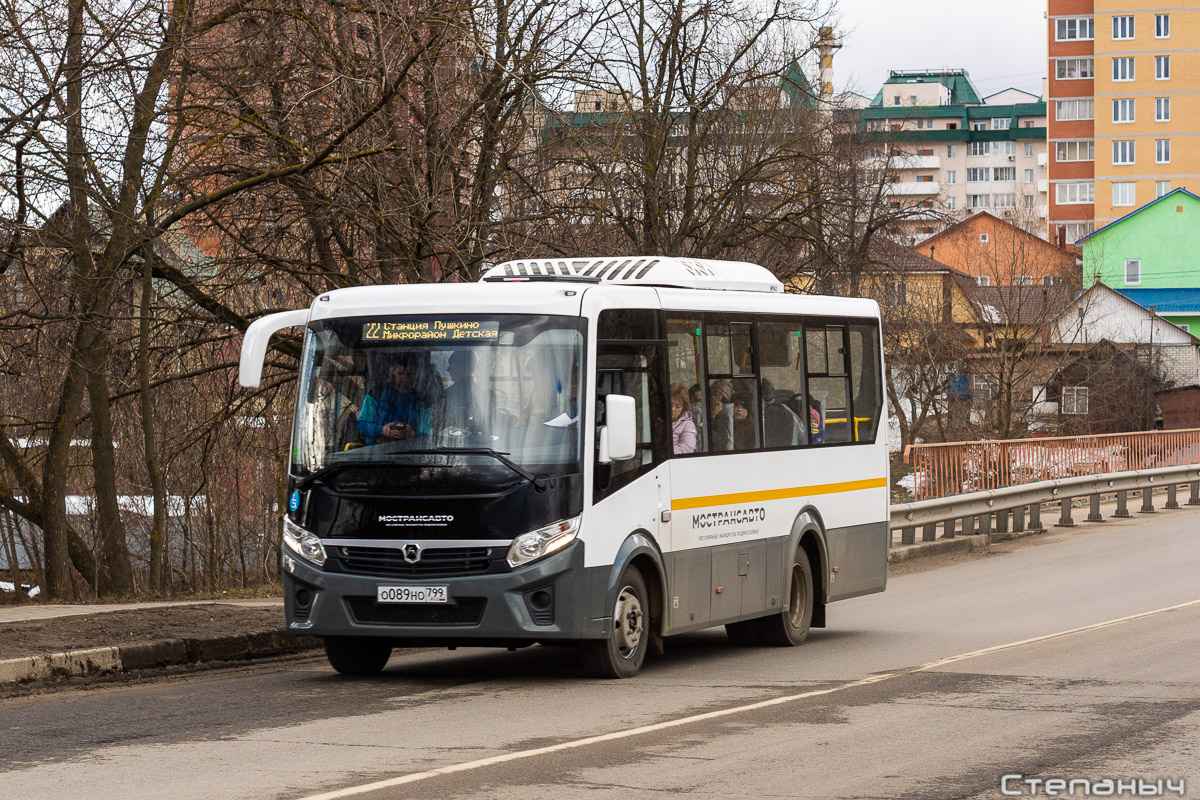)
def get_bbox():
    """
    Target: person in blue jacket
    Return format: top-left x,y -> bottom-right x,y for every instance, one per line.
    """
357,354 -> 433,444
